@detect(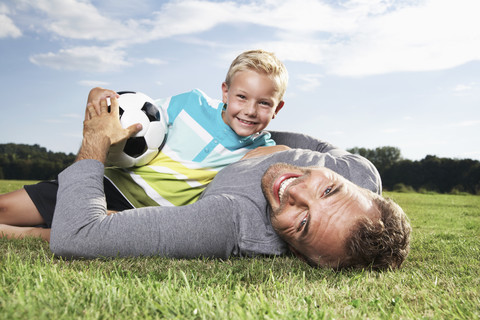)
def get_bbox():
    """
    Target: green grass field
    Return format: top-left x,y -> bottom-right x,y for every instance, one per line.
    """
1,180 -> 479,319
